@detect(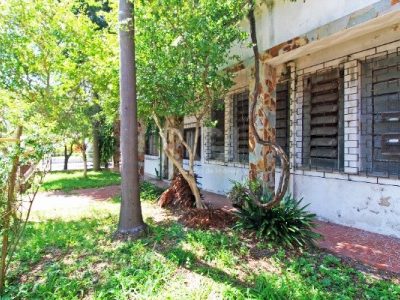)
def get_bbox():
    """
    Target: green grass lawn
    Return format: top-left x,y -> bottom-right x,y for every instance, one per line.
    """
3,183 -> 399,299
41,170 -> 121,192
